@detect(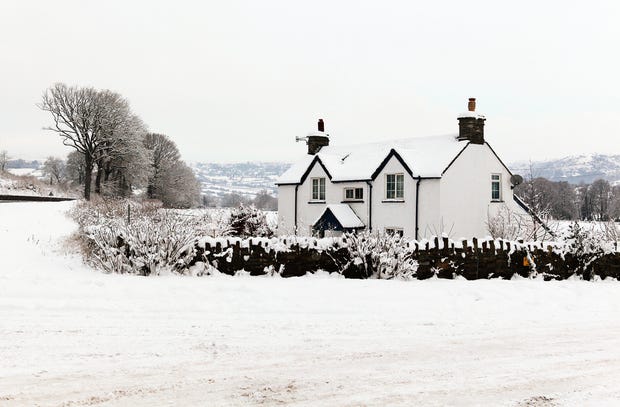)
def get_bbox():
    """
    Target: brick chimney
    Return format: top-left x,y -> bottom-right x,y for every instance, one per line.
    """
457,98 -> 485,144
307,118 -> 330,154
